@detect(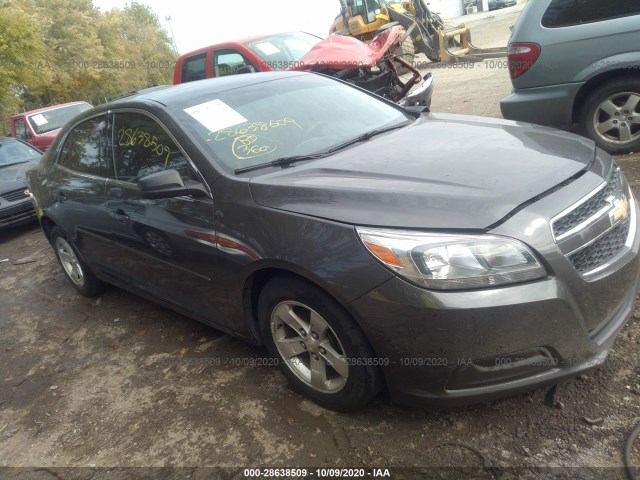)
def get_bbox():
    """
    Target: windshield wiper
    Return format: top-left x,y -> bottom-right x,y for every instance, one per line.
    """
0,160 -> 29,169
233,121 -> 409,175
234,153 -> 329,175
321,122 -> 409,155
